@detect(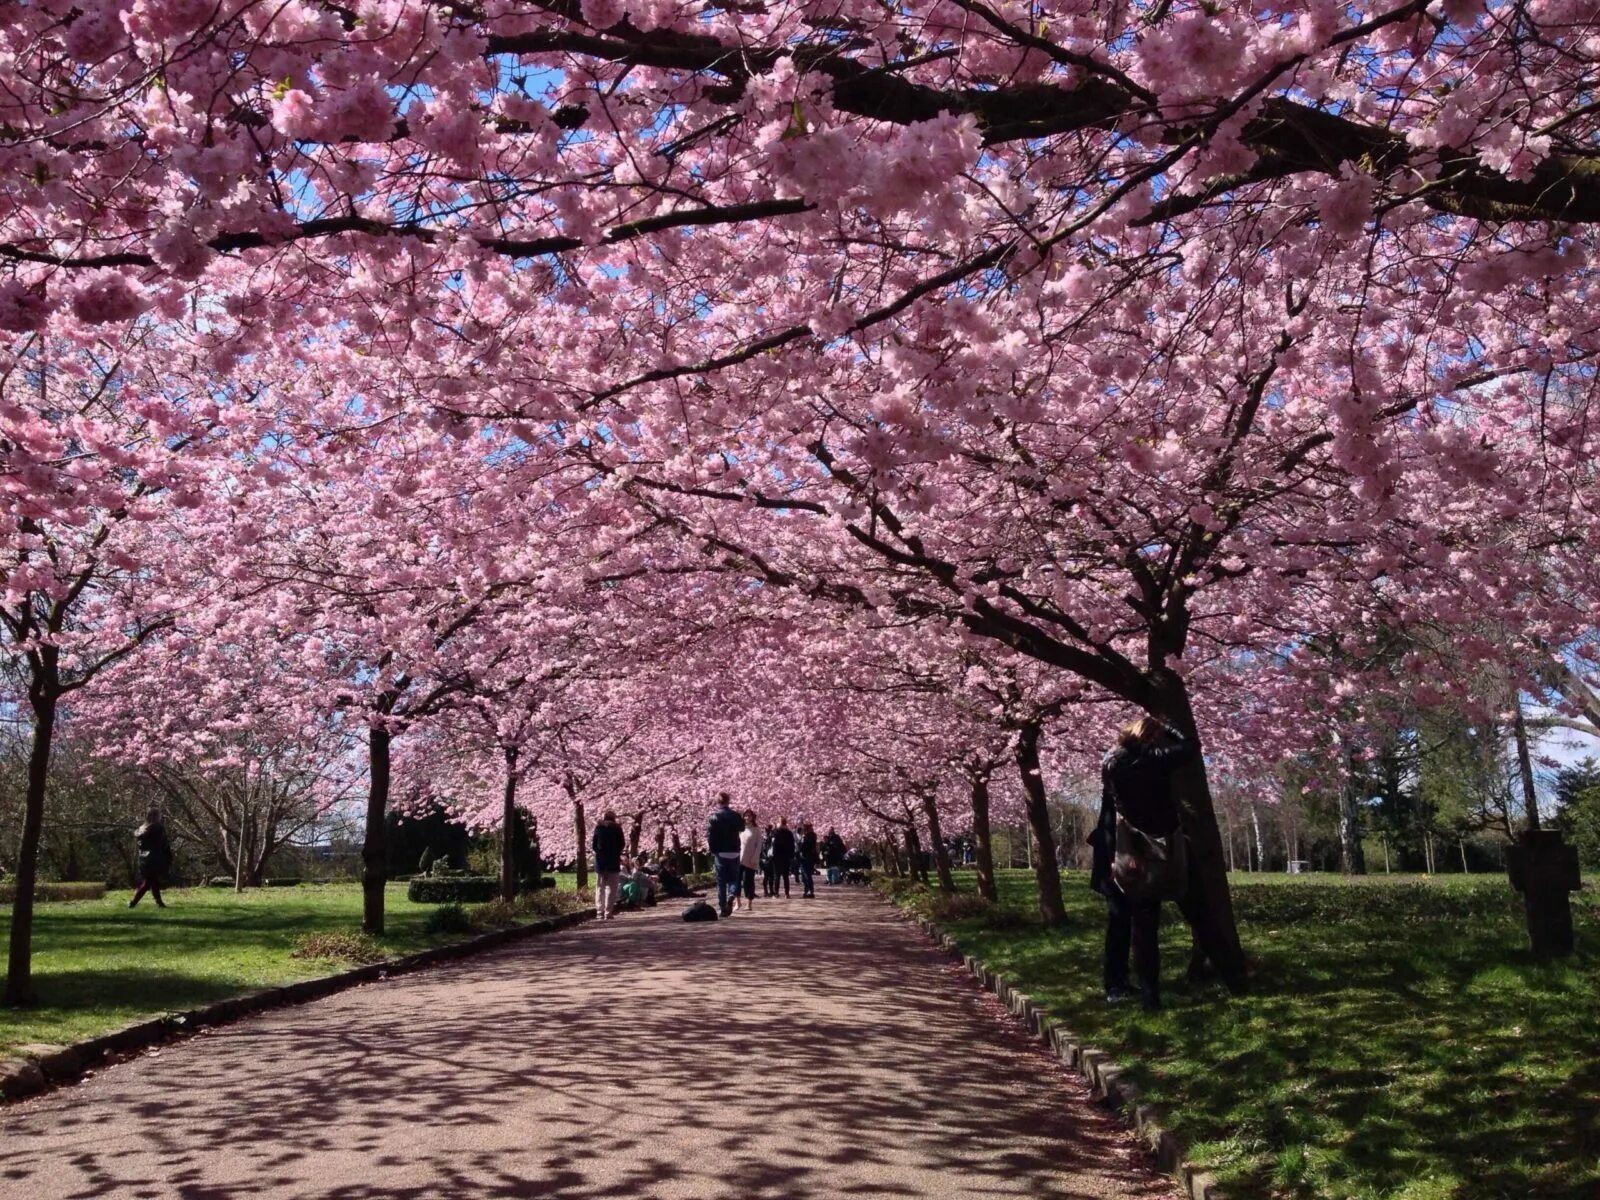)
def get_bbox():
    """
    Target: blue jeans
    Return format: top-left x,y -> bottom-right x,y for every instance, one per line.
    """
800,860 -> 815,896
715,854 -> 742,911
